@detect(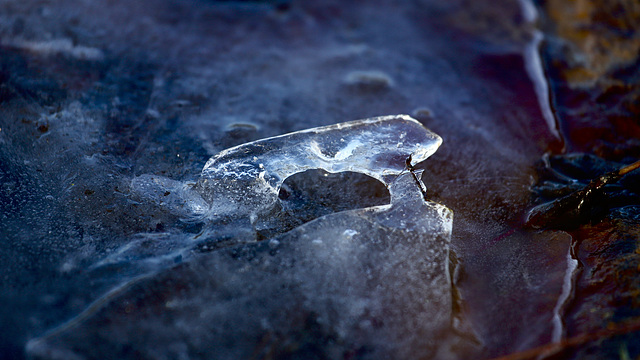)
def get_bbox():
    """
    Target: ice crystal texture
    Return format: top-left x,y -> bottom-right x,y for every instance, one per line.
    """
195,115 -> 442,217
27,115 -> 453,359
